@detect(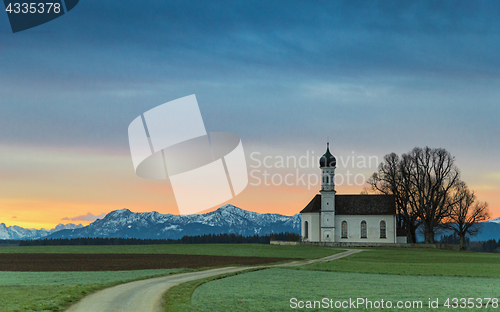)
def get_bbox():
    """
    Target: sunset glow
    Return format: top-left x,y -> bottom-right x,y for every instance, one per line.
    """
1,2 -> 499,231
